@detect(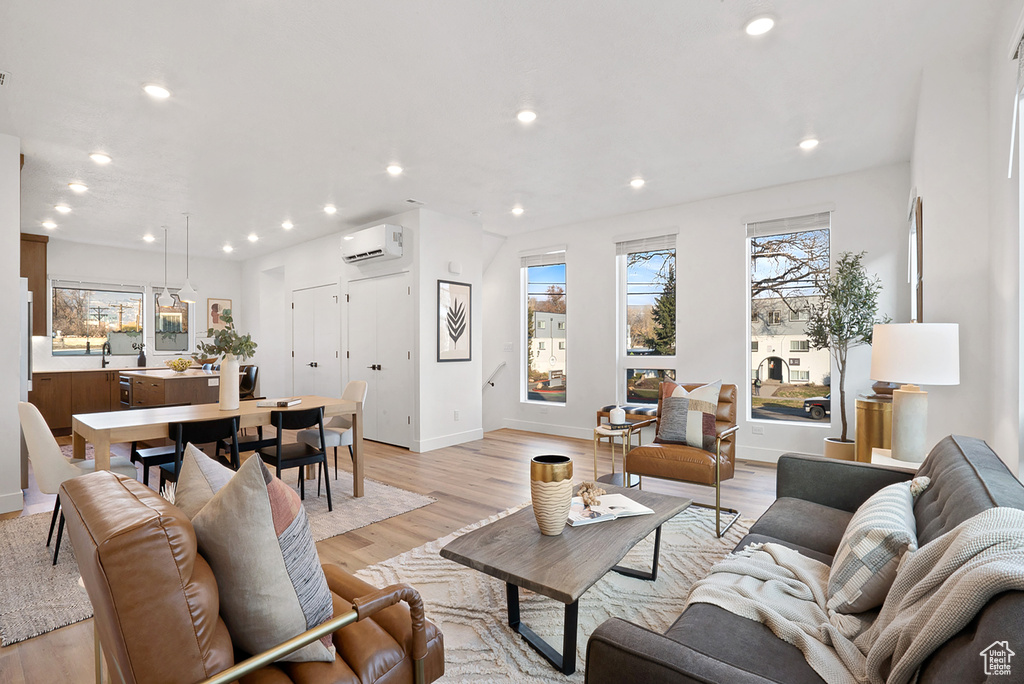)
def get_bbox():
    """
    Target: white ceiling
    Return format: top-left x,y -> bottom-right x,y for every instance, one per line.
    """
0,1 -> 1005,259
